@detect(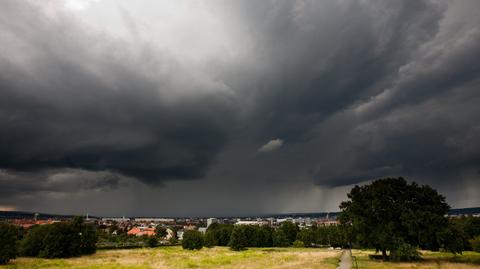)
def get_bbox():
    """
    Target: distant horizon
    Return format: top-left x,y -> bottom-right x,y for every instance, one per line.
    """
2,206 -> 480,220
